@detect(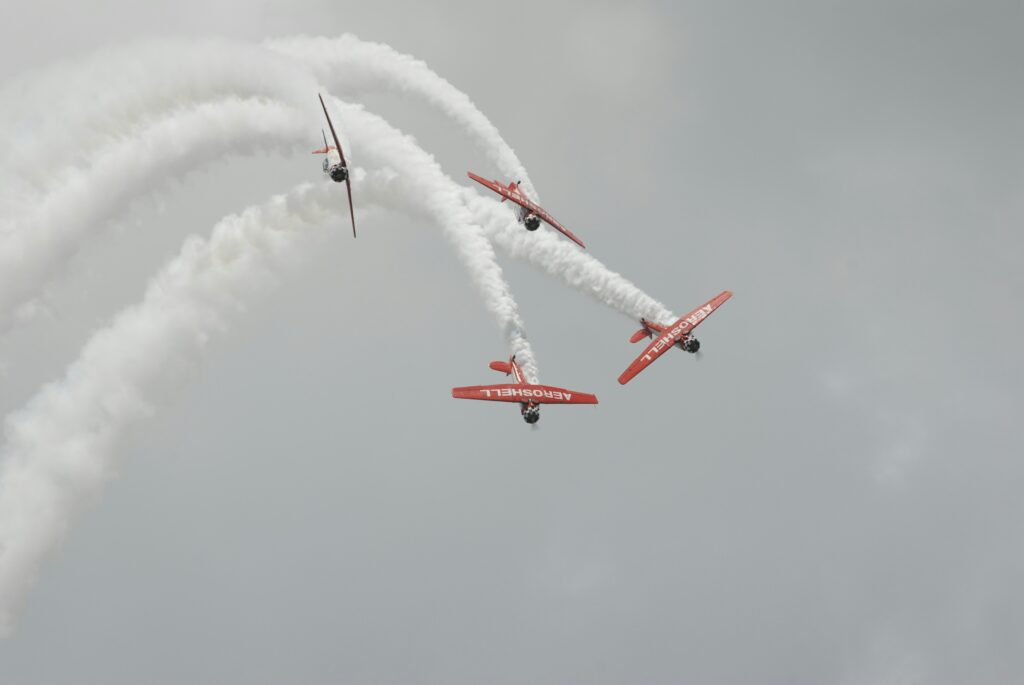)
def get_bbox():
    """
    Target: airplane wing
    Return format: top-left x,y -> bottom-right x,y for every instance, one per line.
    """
467,171 -> 514,200
532,206 -> 586,249
345,178 -> 356,238
467,172 -> 586,249
618,290 -> 733,385
452,384 -> 598,404
319,93 -> 356,238
319,94 -> 347,167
